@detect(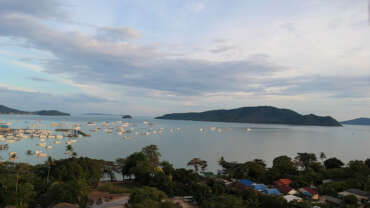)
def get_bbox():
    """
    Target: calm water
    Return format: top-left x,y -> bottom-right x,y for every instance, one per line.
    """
0,115 -> 369,171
